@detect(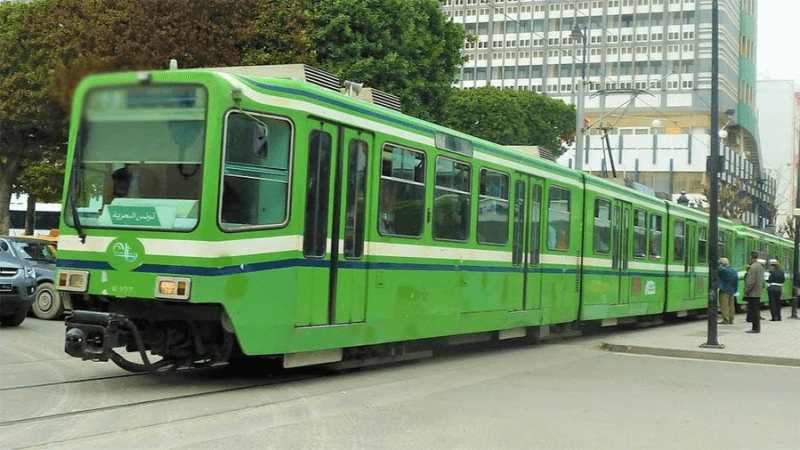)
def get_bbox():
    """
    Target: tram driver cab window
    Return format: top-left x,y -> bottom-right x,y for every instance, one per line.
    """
221,111 -> 292,229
